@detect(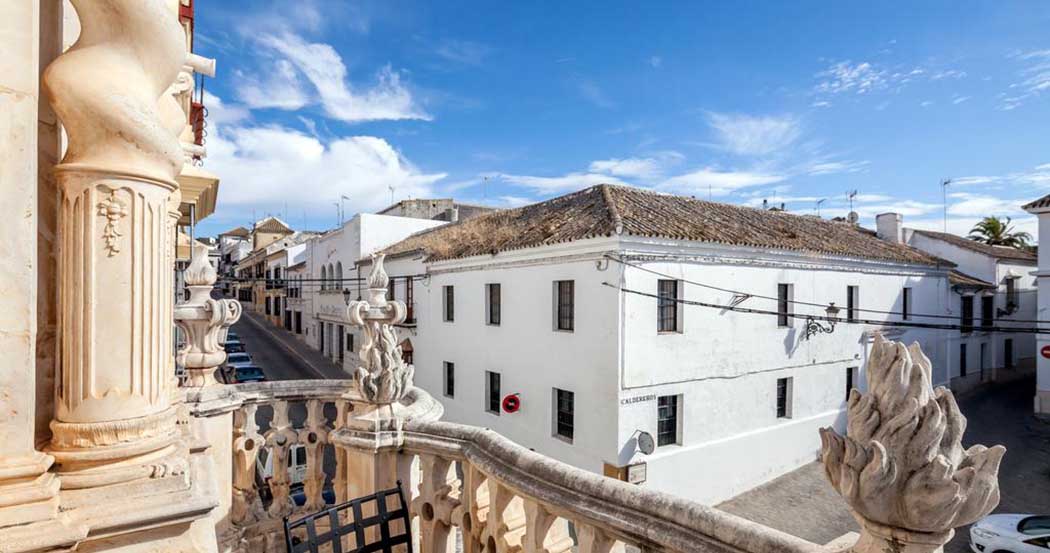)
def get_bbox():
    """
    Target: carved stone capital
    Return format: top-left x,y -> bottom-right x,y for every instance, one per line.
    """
176,243 -> 242,387
820,334 -> 1005,553
347,254 -> 413,404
